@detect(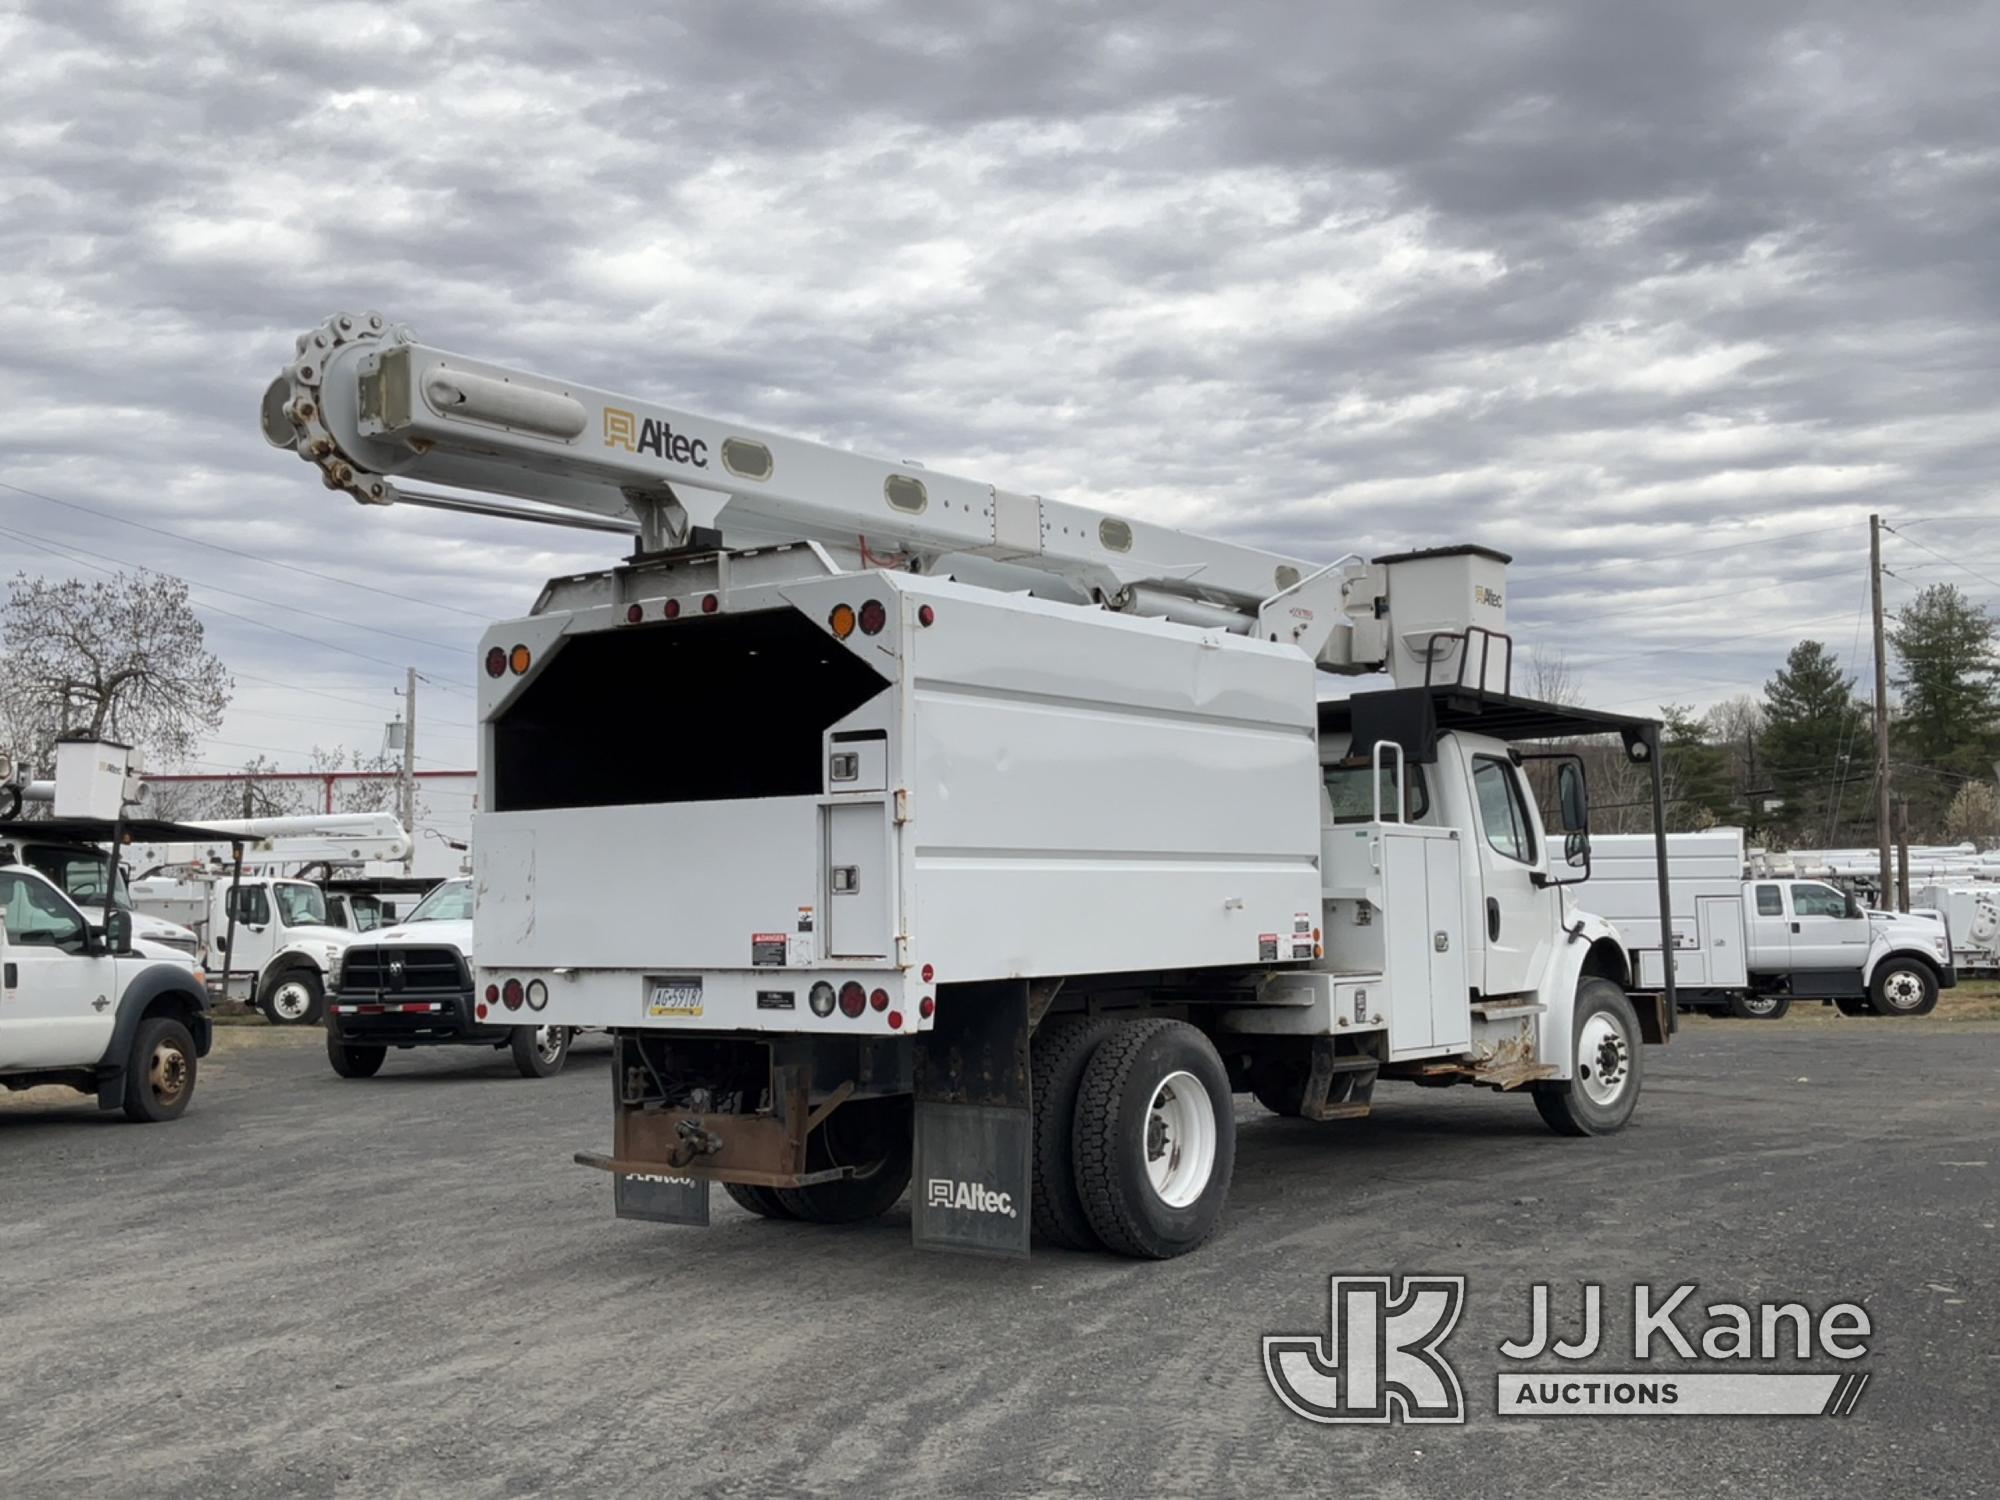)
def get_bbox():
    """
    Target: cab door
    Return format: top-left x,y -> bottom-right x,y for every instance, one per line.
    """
216,882 -> 277,979
0,872 -> 120,1069
1787,881 -> 1870,971
1467,753 -> 1555,996
1745,882 -> 1791,968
